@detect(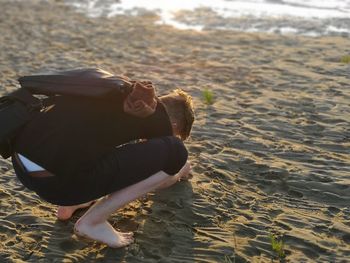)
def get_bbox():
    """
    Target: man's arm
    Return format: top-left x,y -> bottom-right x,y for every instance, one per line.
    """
18,67 -> 158,118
